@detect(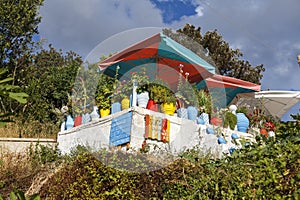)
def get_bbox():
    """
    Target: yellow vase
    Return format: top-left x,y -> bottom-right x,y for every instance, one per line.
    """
121,96 -> 130,110
100,109 -> 110,118
162,103 -> 176,116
